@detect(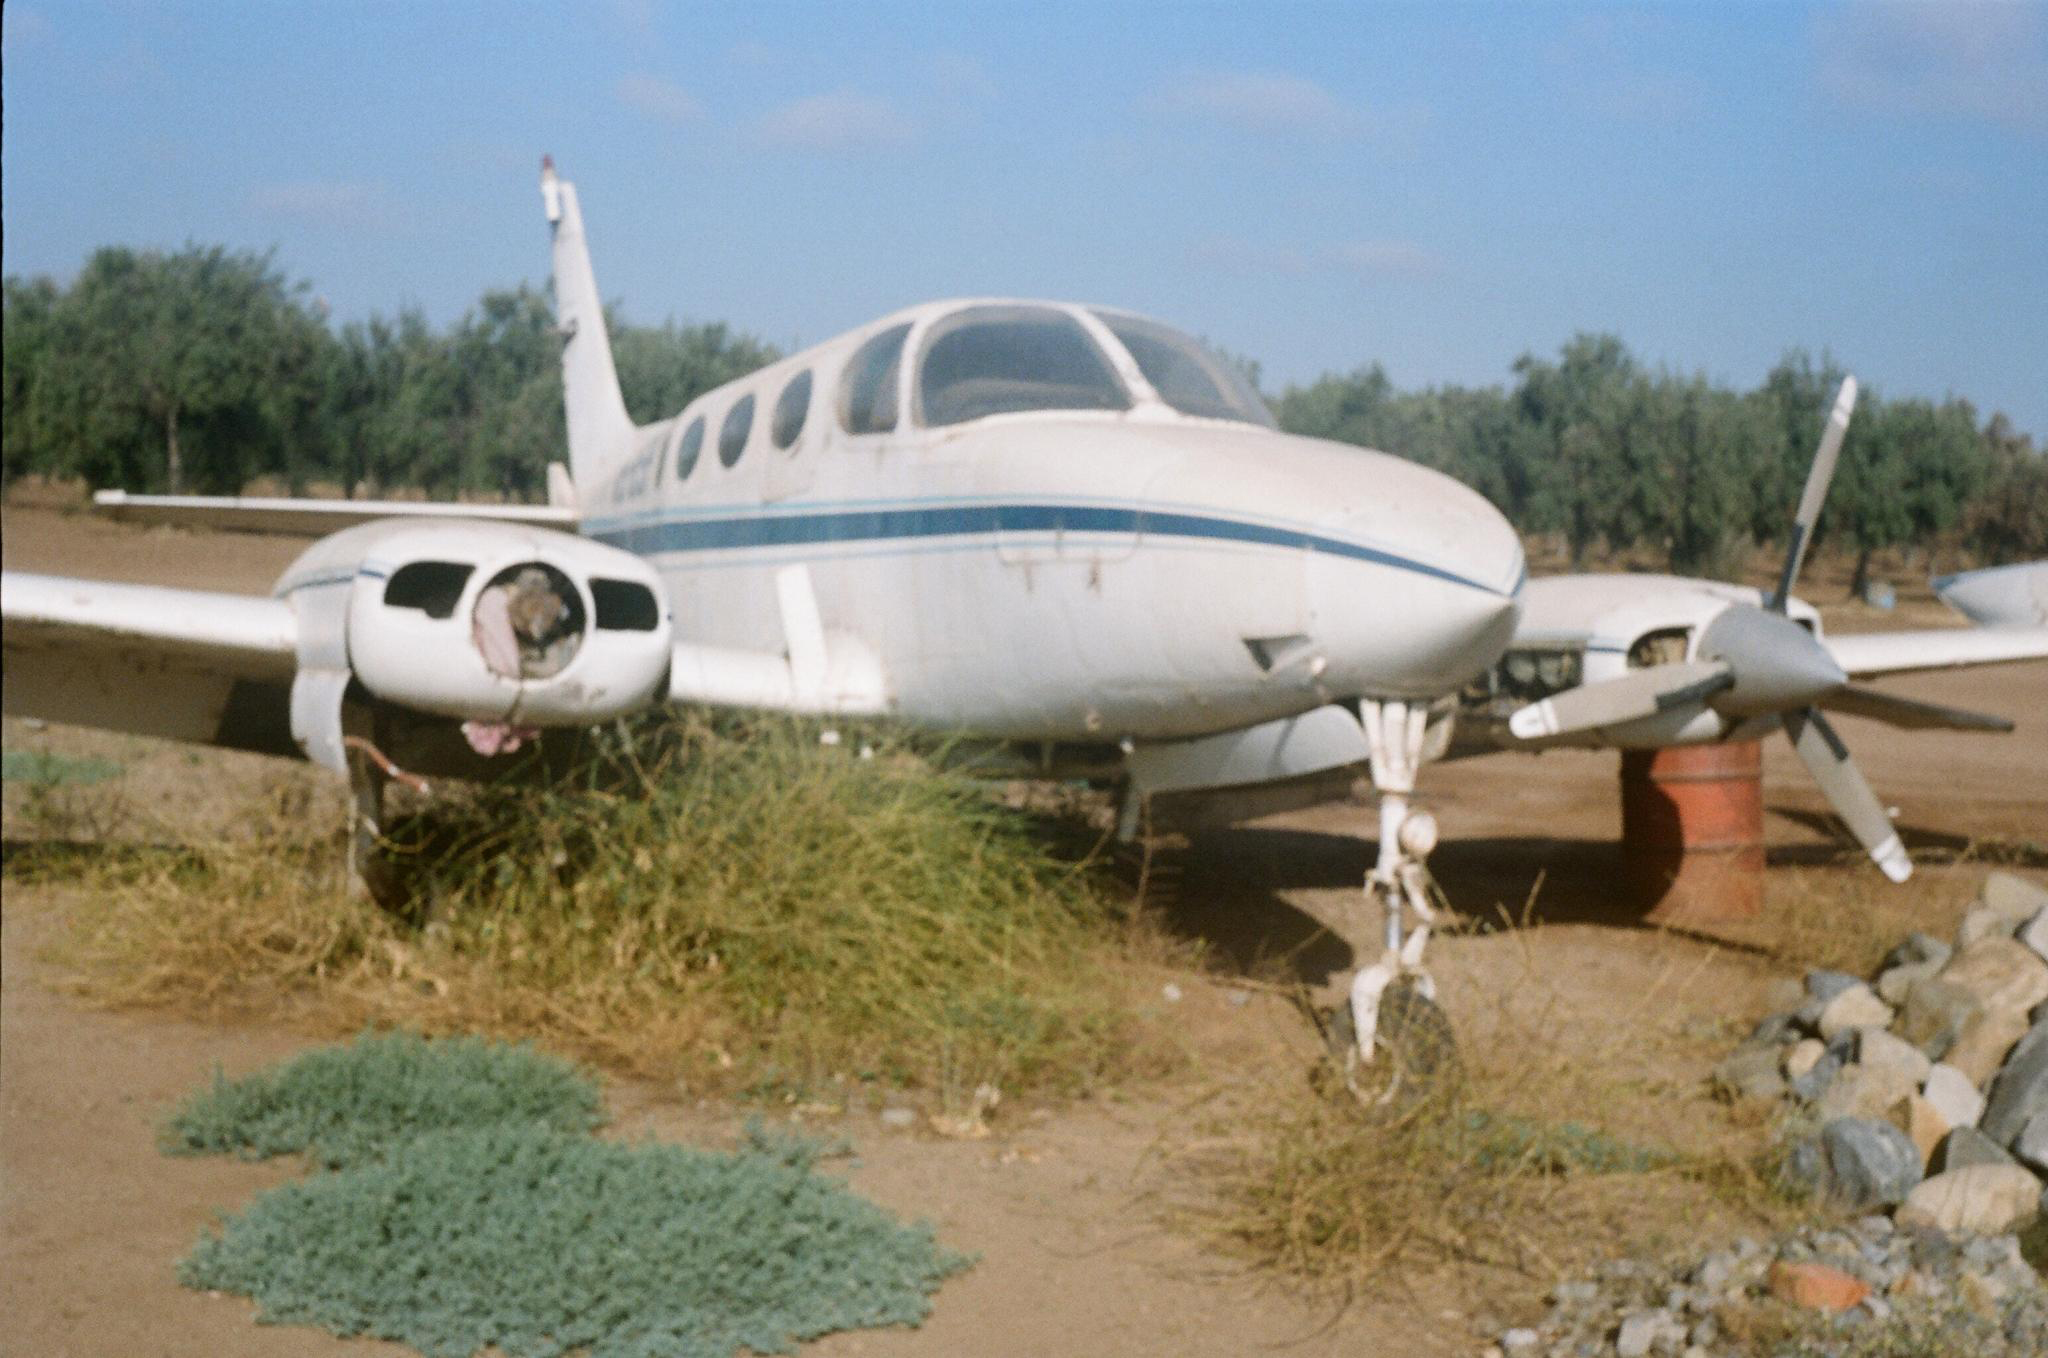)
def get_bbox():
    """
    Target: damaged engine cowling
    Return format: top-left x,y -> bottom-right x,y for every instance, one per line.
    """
275,518 -> 671,767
